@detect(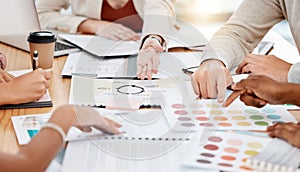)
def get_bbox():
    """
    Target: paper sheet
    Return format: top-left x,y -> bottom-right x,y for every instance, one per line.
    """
62,138 -> 209,172
61,51 -> 127,77
62,51 -> 203,79
247,138 -> 300,171
59,29 -> 206,57
59,34 -> 140,56
11,113 -> 115,145
182,131 -> 272,171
